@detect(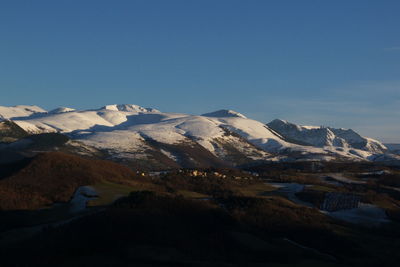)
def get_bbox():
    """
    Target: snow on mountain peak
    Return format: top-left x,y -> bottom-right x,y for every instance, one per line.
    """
269,119 -> 304,131
0,105 -> 46,119
202,109 -> 247,119
1,104 -> 390,163
49,107 -> 76,114
267,119 -> 386,154
101,104 -> 160,113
